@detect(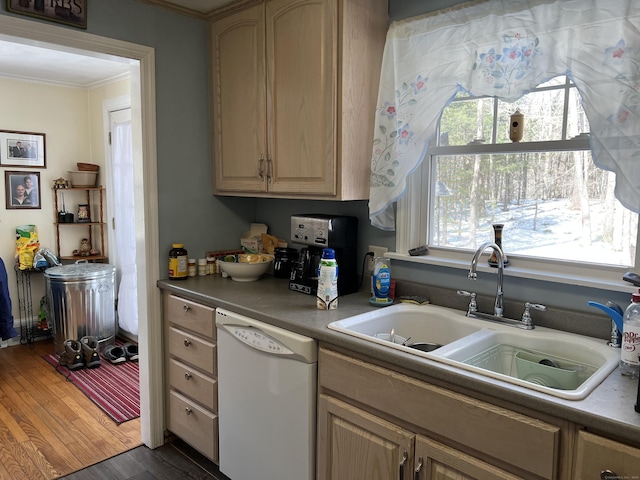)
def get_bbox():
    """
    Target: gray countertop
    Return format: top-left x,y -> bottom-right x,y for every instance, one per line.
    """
158,274 -> 640,445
